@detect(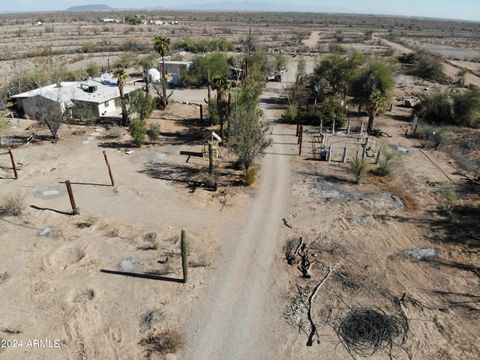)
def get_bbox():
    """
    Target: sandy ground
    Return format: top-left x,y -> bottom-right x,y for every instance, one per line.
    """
1,53 -> 479,360
375,35 -> 480,88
